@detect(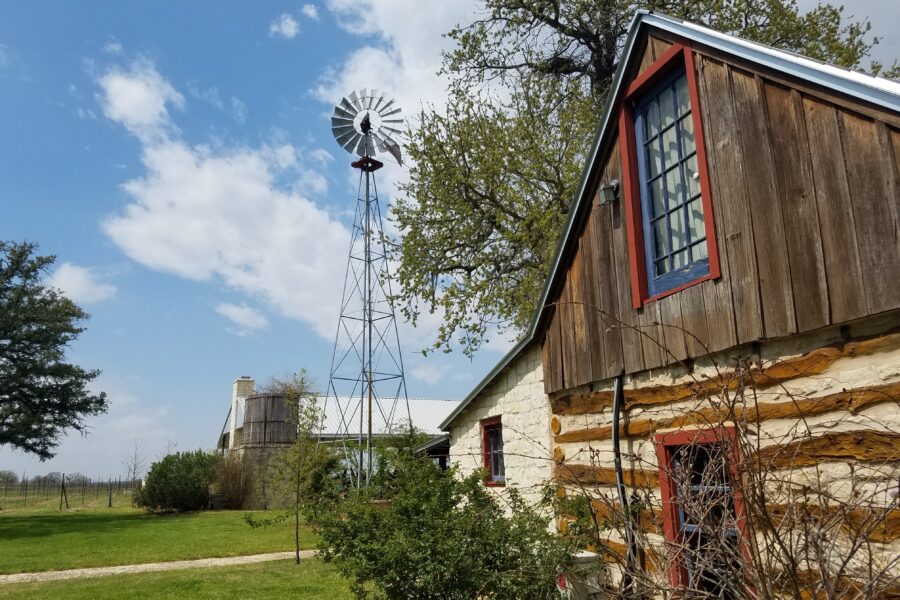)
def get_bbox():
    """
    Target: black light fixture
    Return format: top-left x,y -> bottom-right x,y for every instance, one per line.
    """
599,179 -> 619,205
